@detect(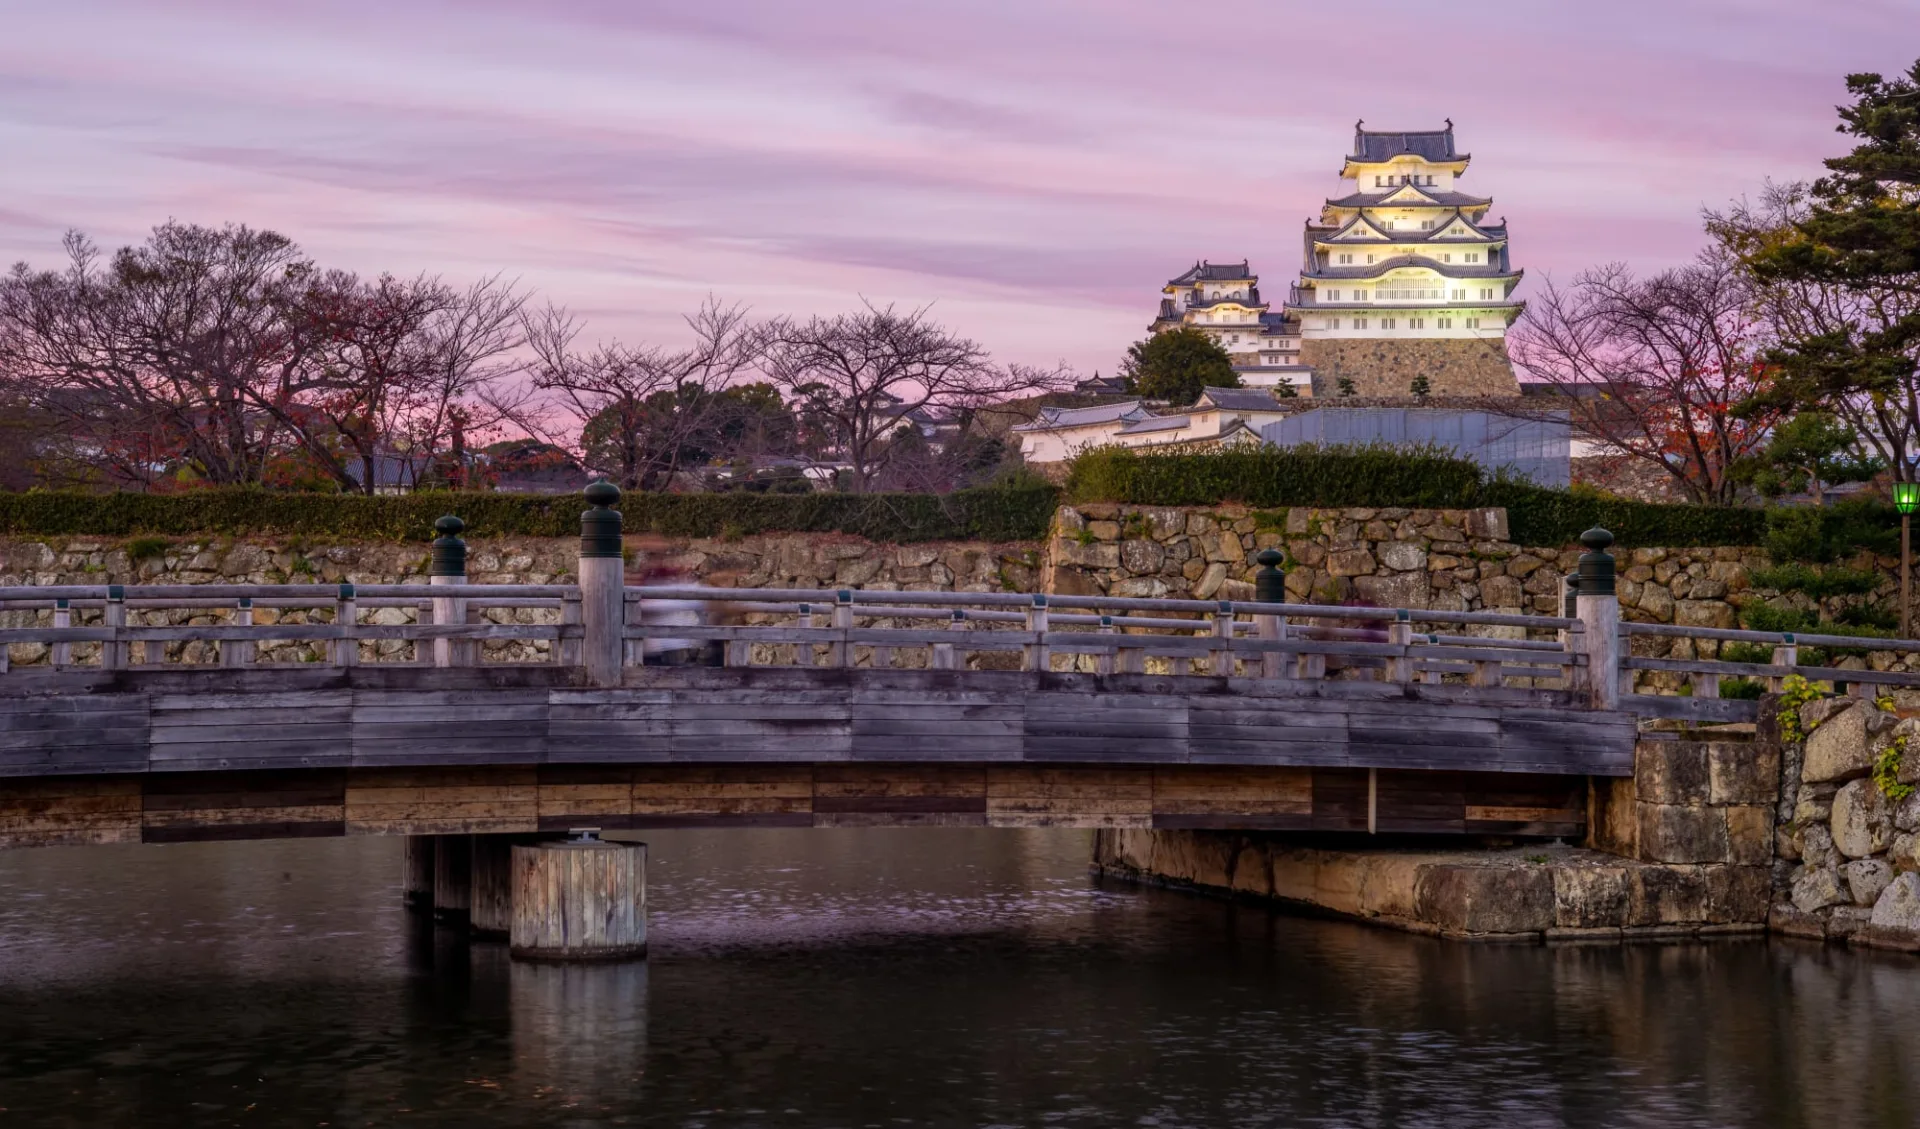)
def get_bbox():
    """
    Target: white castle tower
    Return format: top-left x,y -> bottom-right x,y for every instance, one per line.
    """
1283,121 -> 1524,397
